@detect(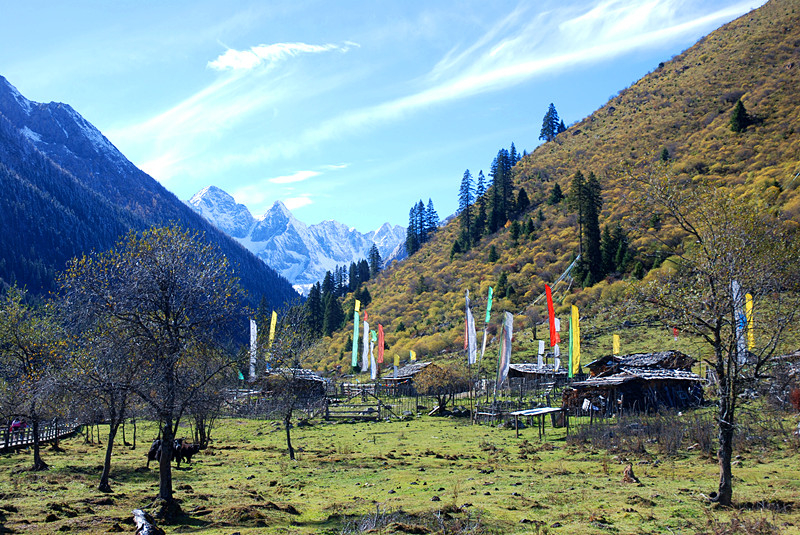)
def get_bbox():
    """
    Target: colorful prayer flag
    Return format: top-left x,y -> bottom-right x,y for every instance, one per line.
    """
612,334 -> 620,356
485,286 -> 494,323
732,280 -> 747,364
465,291 -> 478,365
537,340 -> 544,369
394,354 -> 400,367
568,315 -> 573,379
351,311 -> 359,368
377,324 -> 385,364
369,330 -> 377,380
571,305 -> 580,376
249,318 -> 257,381
268,311 -> 277,348
361,318 -> 370,372
237,370 -> 244,381
410,350 -> 416,362
745,293 -> 754,350
496,311 -> 513,388
546,284 -> 560,346
354,299 -> 361,313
